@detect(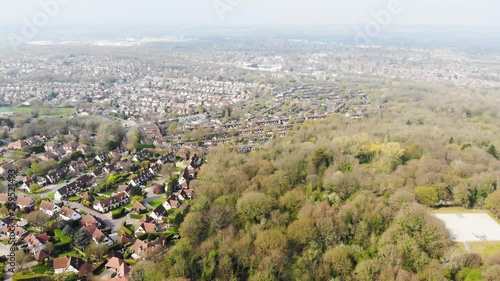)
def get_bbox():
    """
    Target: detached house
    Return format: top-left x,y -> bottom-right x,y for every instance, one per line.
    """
105,257 -> 131,279
8,140 -> 28,150
135,222 -> 159,236
149,204 -> 168,221
83,224 -> 114,245
1,225 -> 27,240
80,214 -> 101,227
19,177 -> 35,193
130,237 -> 166,258
39,200 -> 61,216
164,194 -> 182,210
130,201 -> 147,214
23,233 -> 45,254
53,256 -> 91,275
59,206 -> 82,221
63,142 -> 79,154
0,194 -> 36,210
93,191 -> 130,213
